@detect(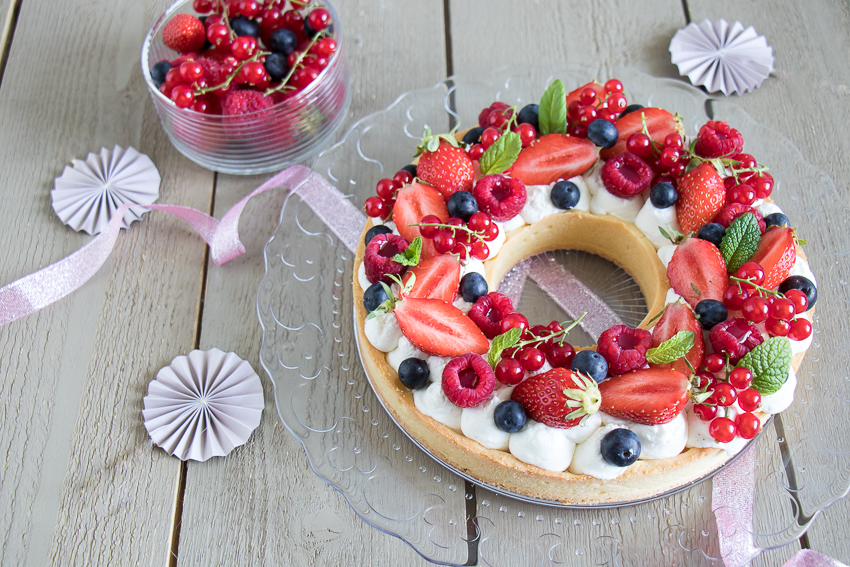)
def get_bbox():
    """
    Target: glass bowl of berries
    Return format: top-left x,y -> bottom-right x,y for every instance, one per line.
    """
141,0 -> 350,175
